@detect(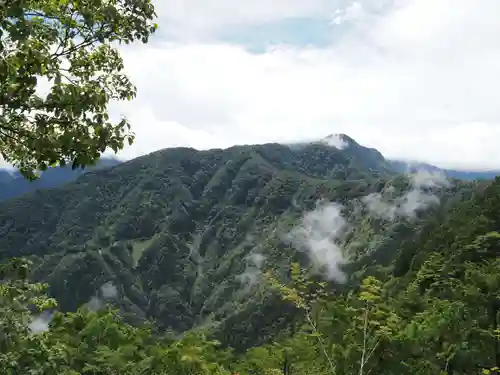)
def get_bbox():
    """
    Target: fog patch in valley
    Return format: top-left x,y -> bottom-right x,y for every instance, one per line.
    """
26,279 -> 124,335
362,169 -> 450,220
84,281 -> 119,311
236,251 -> 267,292
286,201 -> 348,283
282,169 -> 450,283
100,281 -> 118,299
